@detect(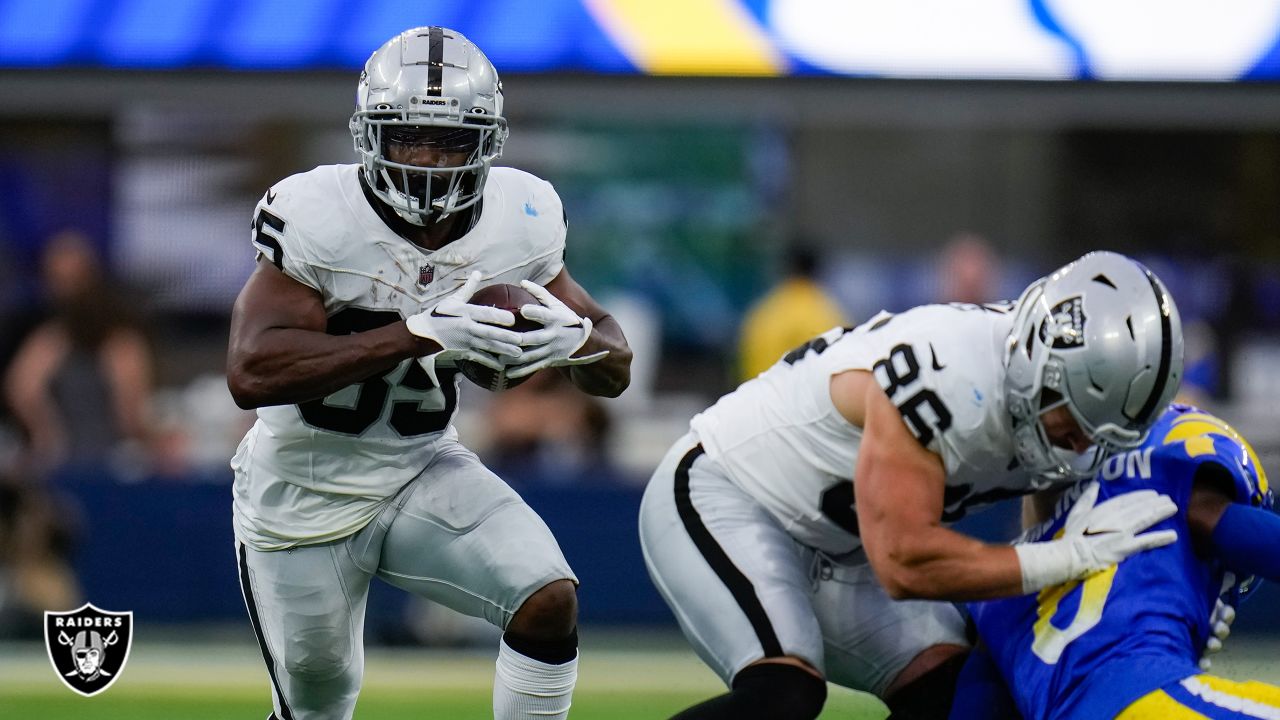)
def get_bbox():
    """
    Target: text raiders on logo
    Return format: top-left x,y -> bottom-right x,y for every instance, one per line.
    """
44,603 -> 133,697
